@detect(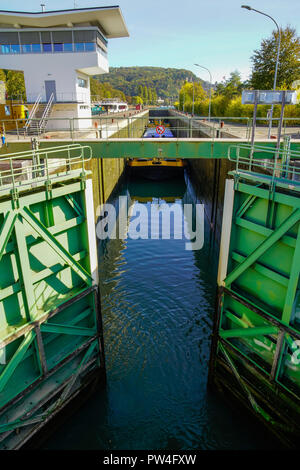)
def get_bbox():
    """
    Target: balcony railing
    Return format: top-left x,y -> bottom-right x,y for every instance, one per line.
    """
26,92 -> 90,104
0,43 -> 107,57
